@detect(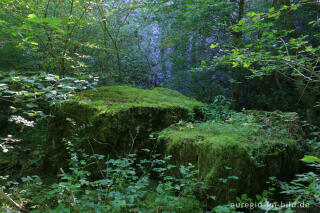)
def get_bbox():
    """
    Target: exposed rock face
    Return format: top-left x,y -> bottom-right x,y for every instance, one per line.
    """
46,86 -> 205,172
158,111 -> 304,205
